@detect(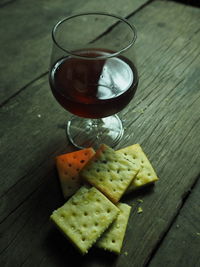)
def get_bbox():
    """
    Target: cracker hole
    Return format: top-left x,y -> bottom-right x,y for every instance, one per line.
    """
107,209 -> 111,213
68,164 -> 72,167
107,169 -> 110,172
80,160 -> 85,164
84,152 -> 88,156
124,153 -> 127,156
77,168 -> 80,172
112,239 -> 116,243
60,214 -> 65,218
73,155 -> 76,159
64,171 -> 68,175
71,225 -> 75,230
96,169 -> 100,172
113,188 -> 116,192
148,173 -> 151,176
102,160 -> 107,164
84,211 -> 88,216
117,169 -> 120,173
71,176 -> 75,180
96,198 -> 101,202
120,178 -> 123,182
82,237 -> 86,242
72,212 -> 76,217
83,223 -> 87,228
95,222 -> 99,226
